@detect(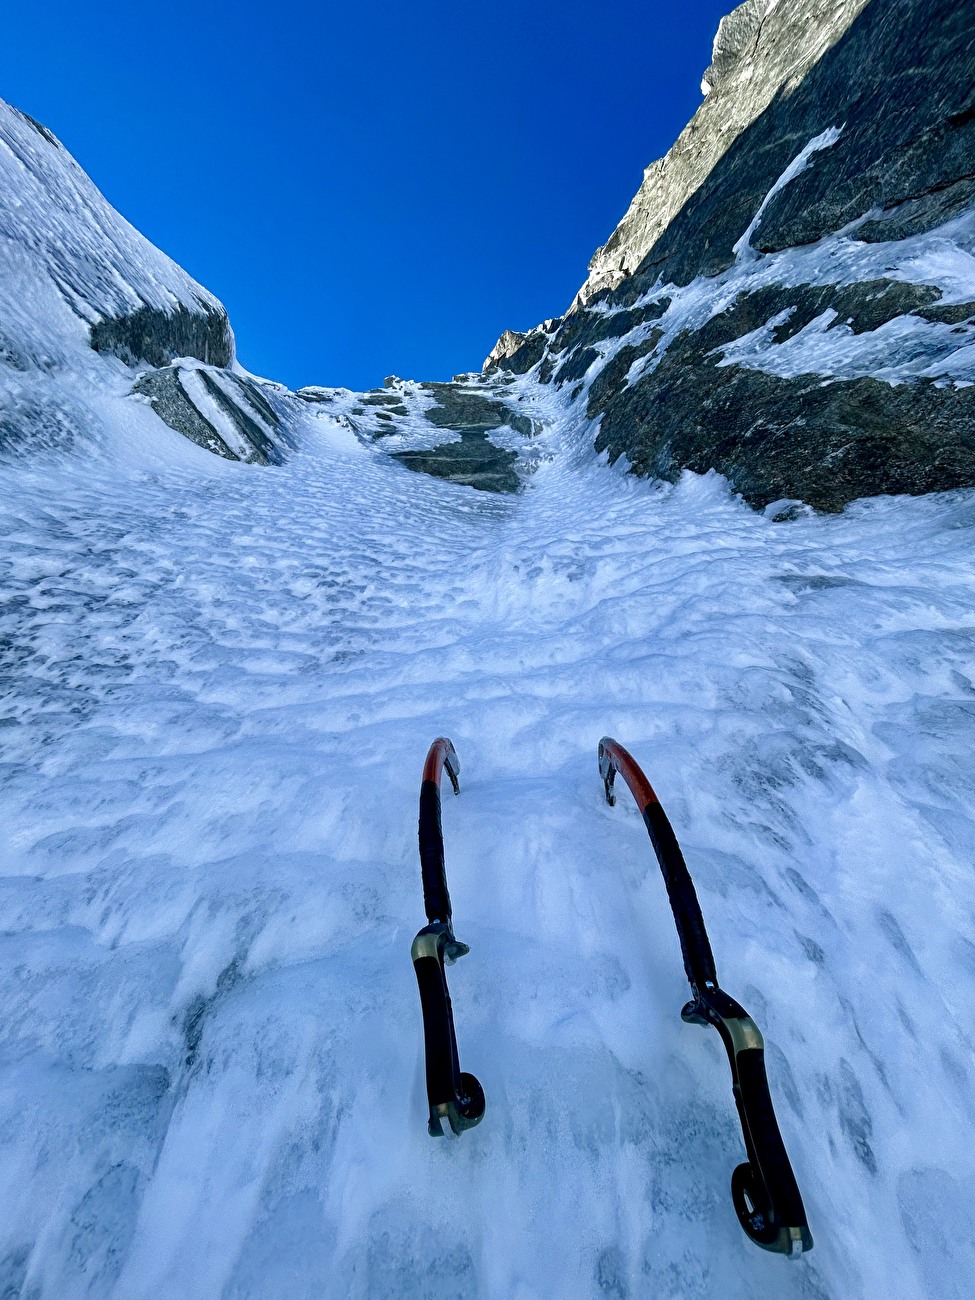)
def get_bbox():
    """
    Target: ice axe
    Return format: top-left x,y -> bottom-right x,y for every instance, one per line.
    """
411,737 -> 485,1137
599,736 -> 813,1256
